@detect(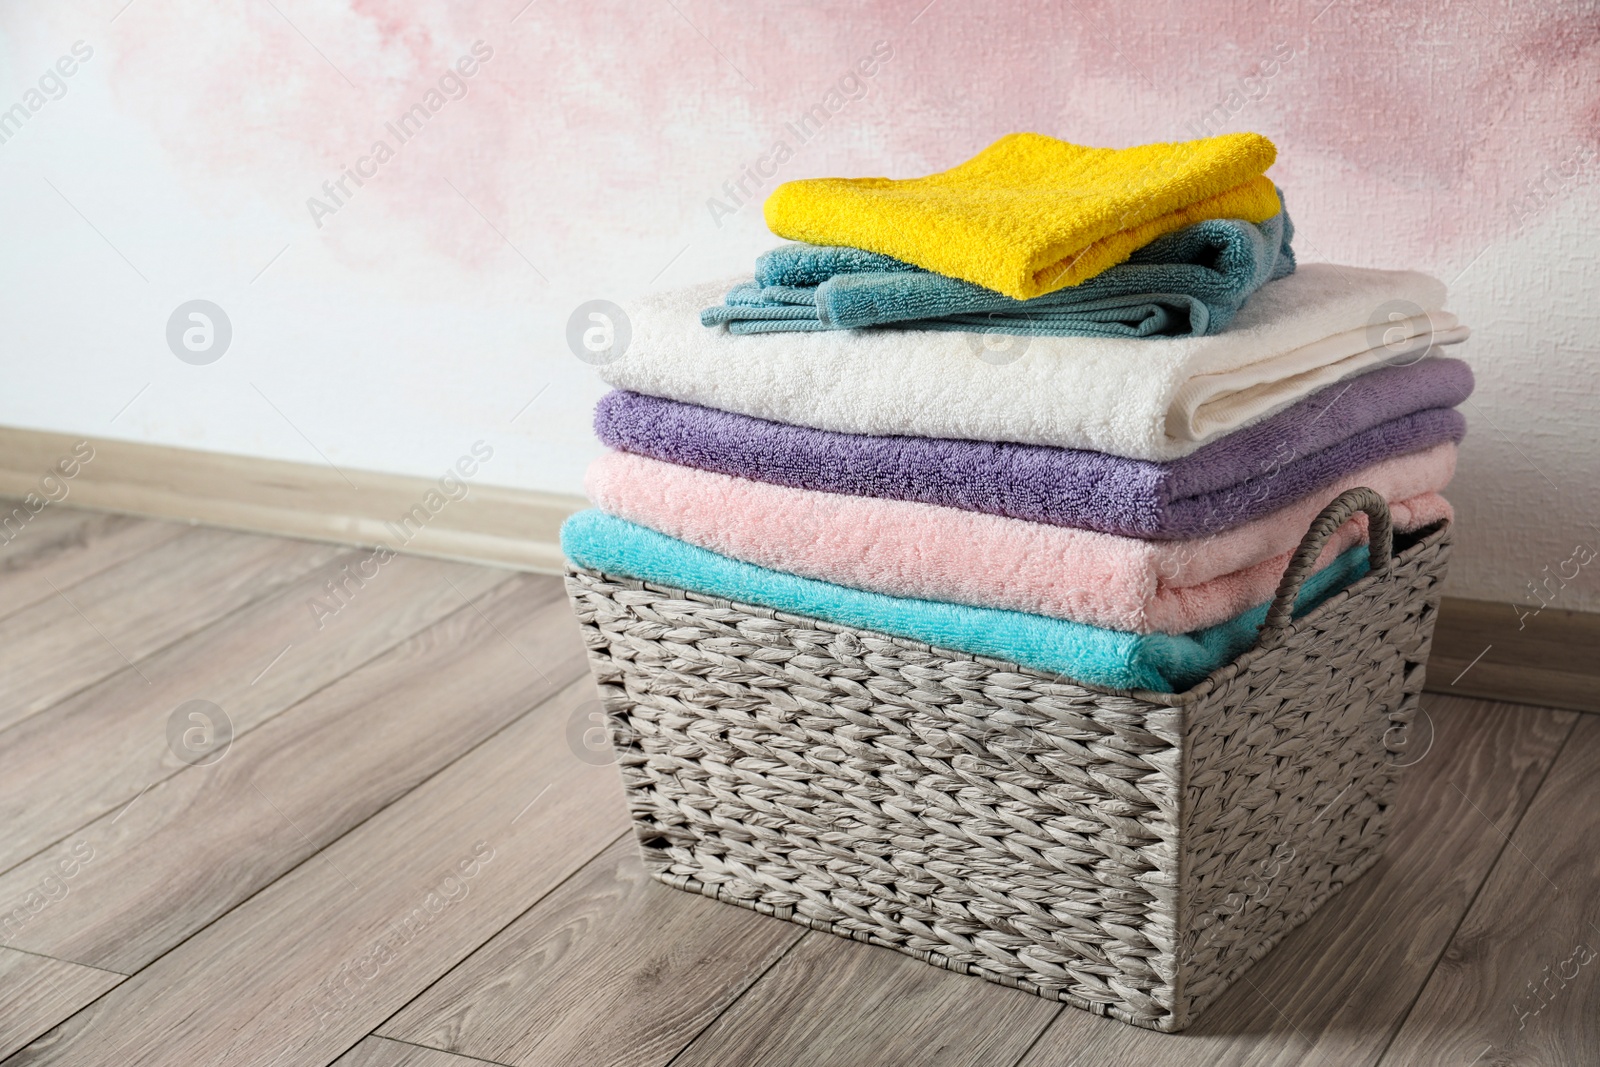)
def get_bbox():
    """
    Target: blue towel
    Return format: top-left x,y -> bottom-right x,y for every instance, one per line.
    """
700,193 -> 1294,339
562,509 -> 1368,693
